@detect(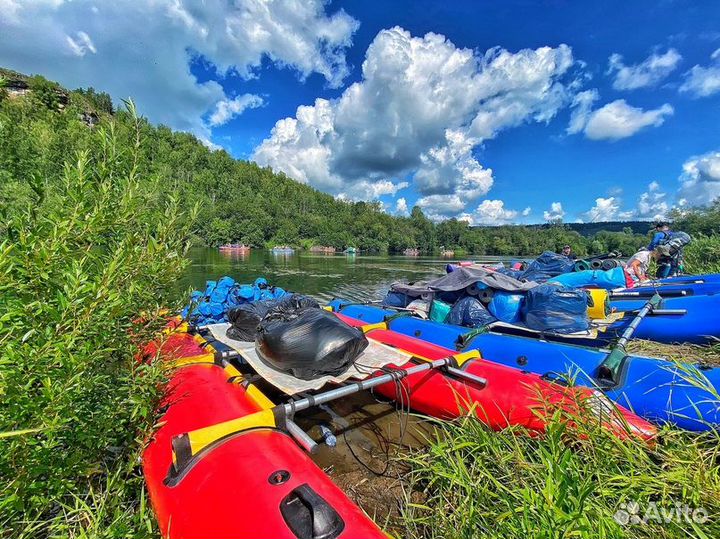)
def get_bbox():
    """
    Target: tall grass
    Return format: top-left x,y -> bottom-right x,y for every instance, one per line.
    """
403,411 -> 720,539
0,102 -> 193,537
683,235 -> 720,274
